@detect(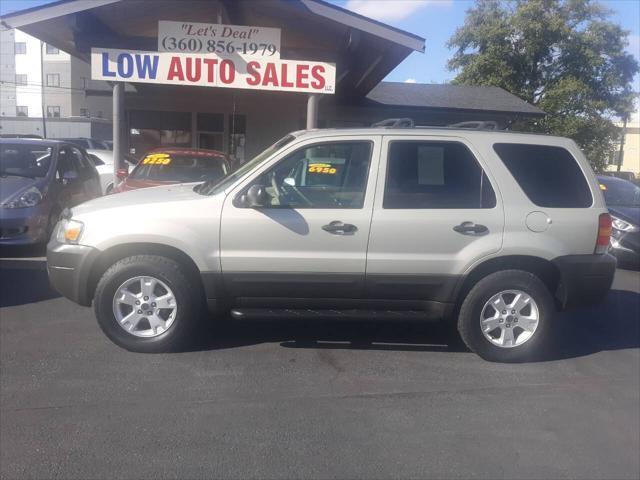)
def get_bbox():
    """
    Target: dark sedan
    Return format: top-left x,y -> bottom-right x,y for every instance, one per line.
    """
598,175 -> 640,267
0,139 -> 101,245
